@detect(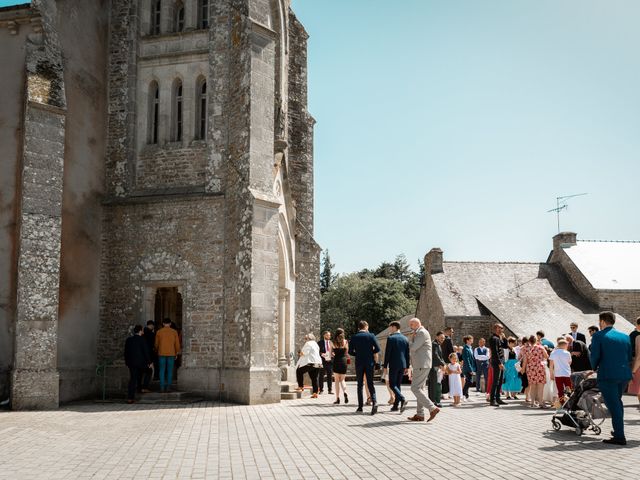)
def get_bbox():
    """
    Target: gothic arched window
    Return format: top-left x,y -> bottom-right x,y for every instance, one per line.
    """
172,79 -> 183,142
195,77 -> 207,140
148,81 -> 160,144
150,0 -> 162,35
174,1 -> 185,32
197,0 -> 209,30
